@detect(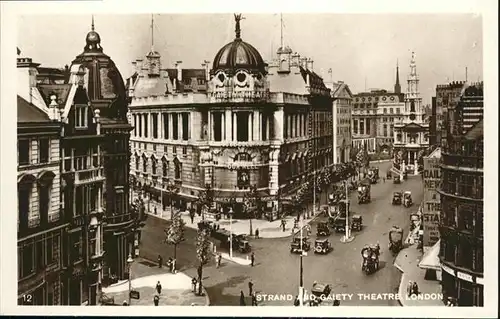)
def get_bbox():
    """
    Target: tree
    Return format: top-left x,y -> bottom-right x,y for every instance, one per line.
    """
196,228 -> 212,295
164,213 -> 185,264
196,183 -> 214,221
164,181 -> 179,220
